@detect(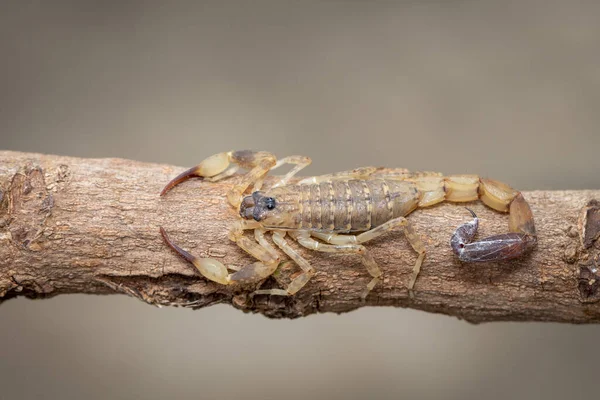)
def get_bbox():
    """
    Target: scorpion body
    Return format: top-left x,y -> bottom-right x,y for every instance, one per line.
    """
160,150 -> 537,298
242,178 -> 420,232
